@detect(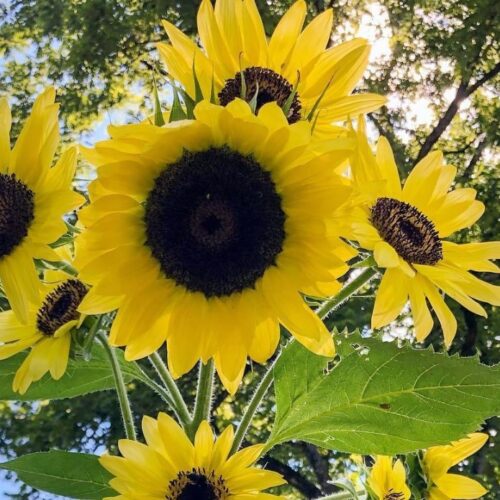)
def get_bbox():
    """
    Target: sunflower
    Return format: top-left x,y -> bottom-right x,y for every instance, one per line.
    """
0,268 -> 88,394
367,456 -> 411,500
423,433 -> 488,499
0,88 -> 85,323
100,412 -> 285,499
157,0 -> 385,136
76,99 -> 355,393
346,120 -> 500,347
